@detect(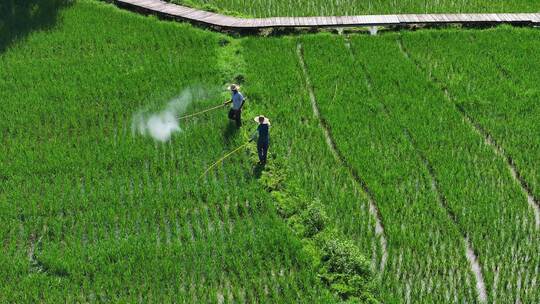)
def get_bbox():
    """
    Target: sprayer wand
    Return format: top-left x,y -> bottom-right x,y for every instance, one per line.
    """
178,97 -> 248,121
199,141 -> 252,180
177,103 -> 228,120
